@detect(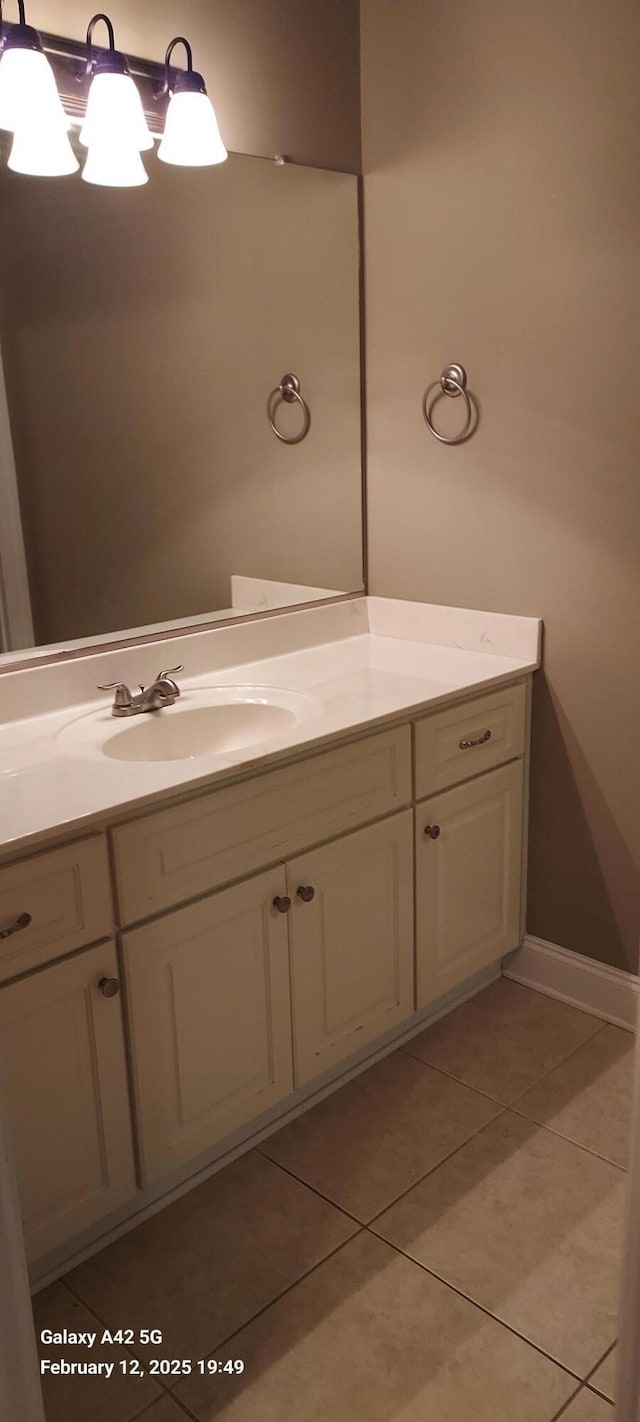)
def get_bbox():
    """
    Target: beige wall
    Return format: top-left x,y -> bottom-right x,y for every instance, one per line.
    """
25,0 -> 361,171
361,0 -> 640,969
